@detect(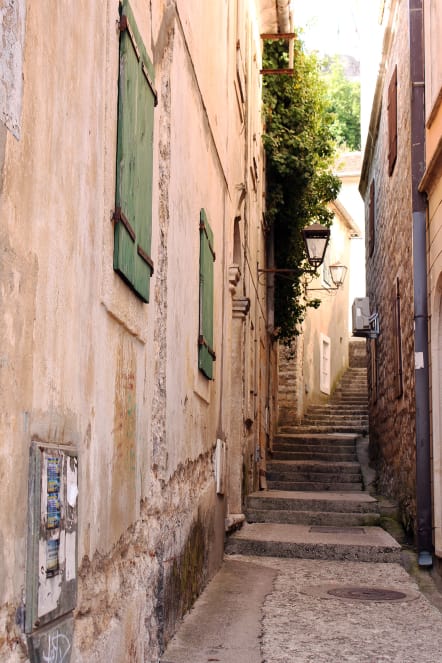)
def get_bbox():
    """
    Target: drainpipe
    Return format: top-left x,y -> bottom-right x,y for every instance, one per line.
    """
409,0 -> 433,566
